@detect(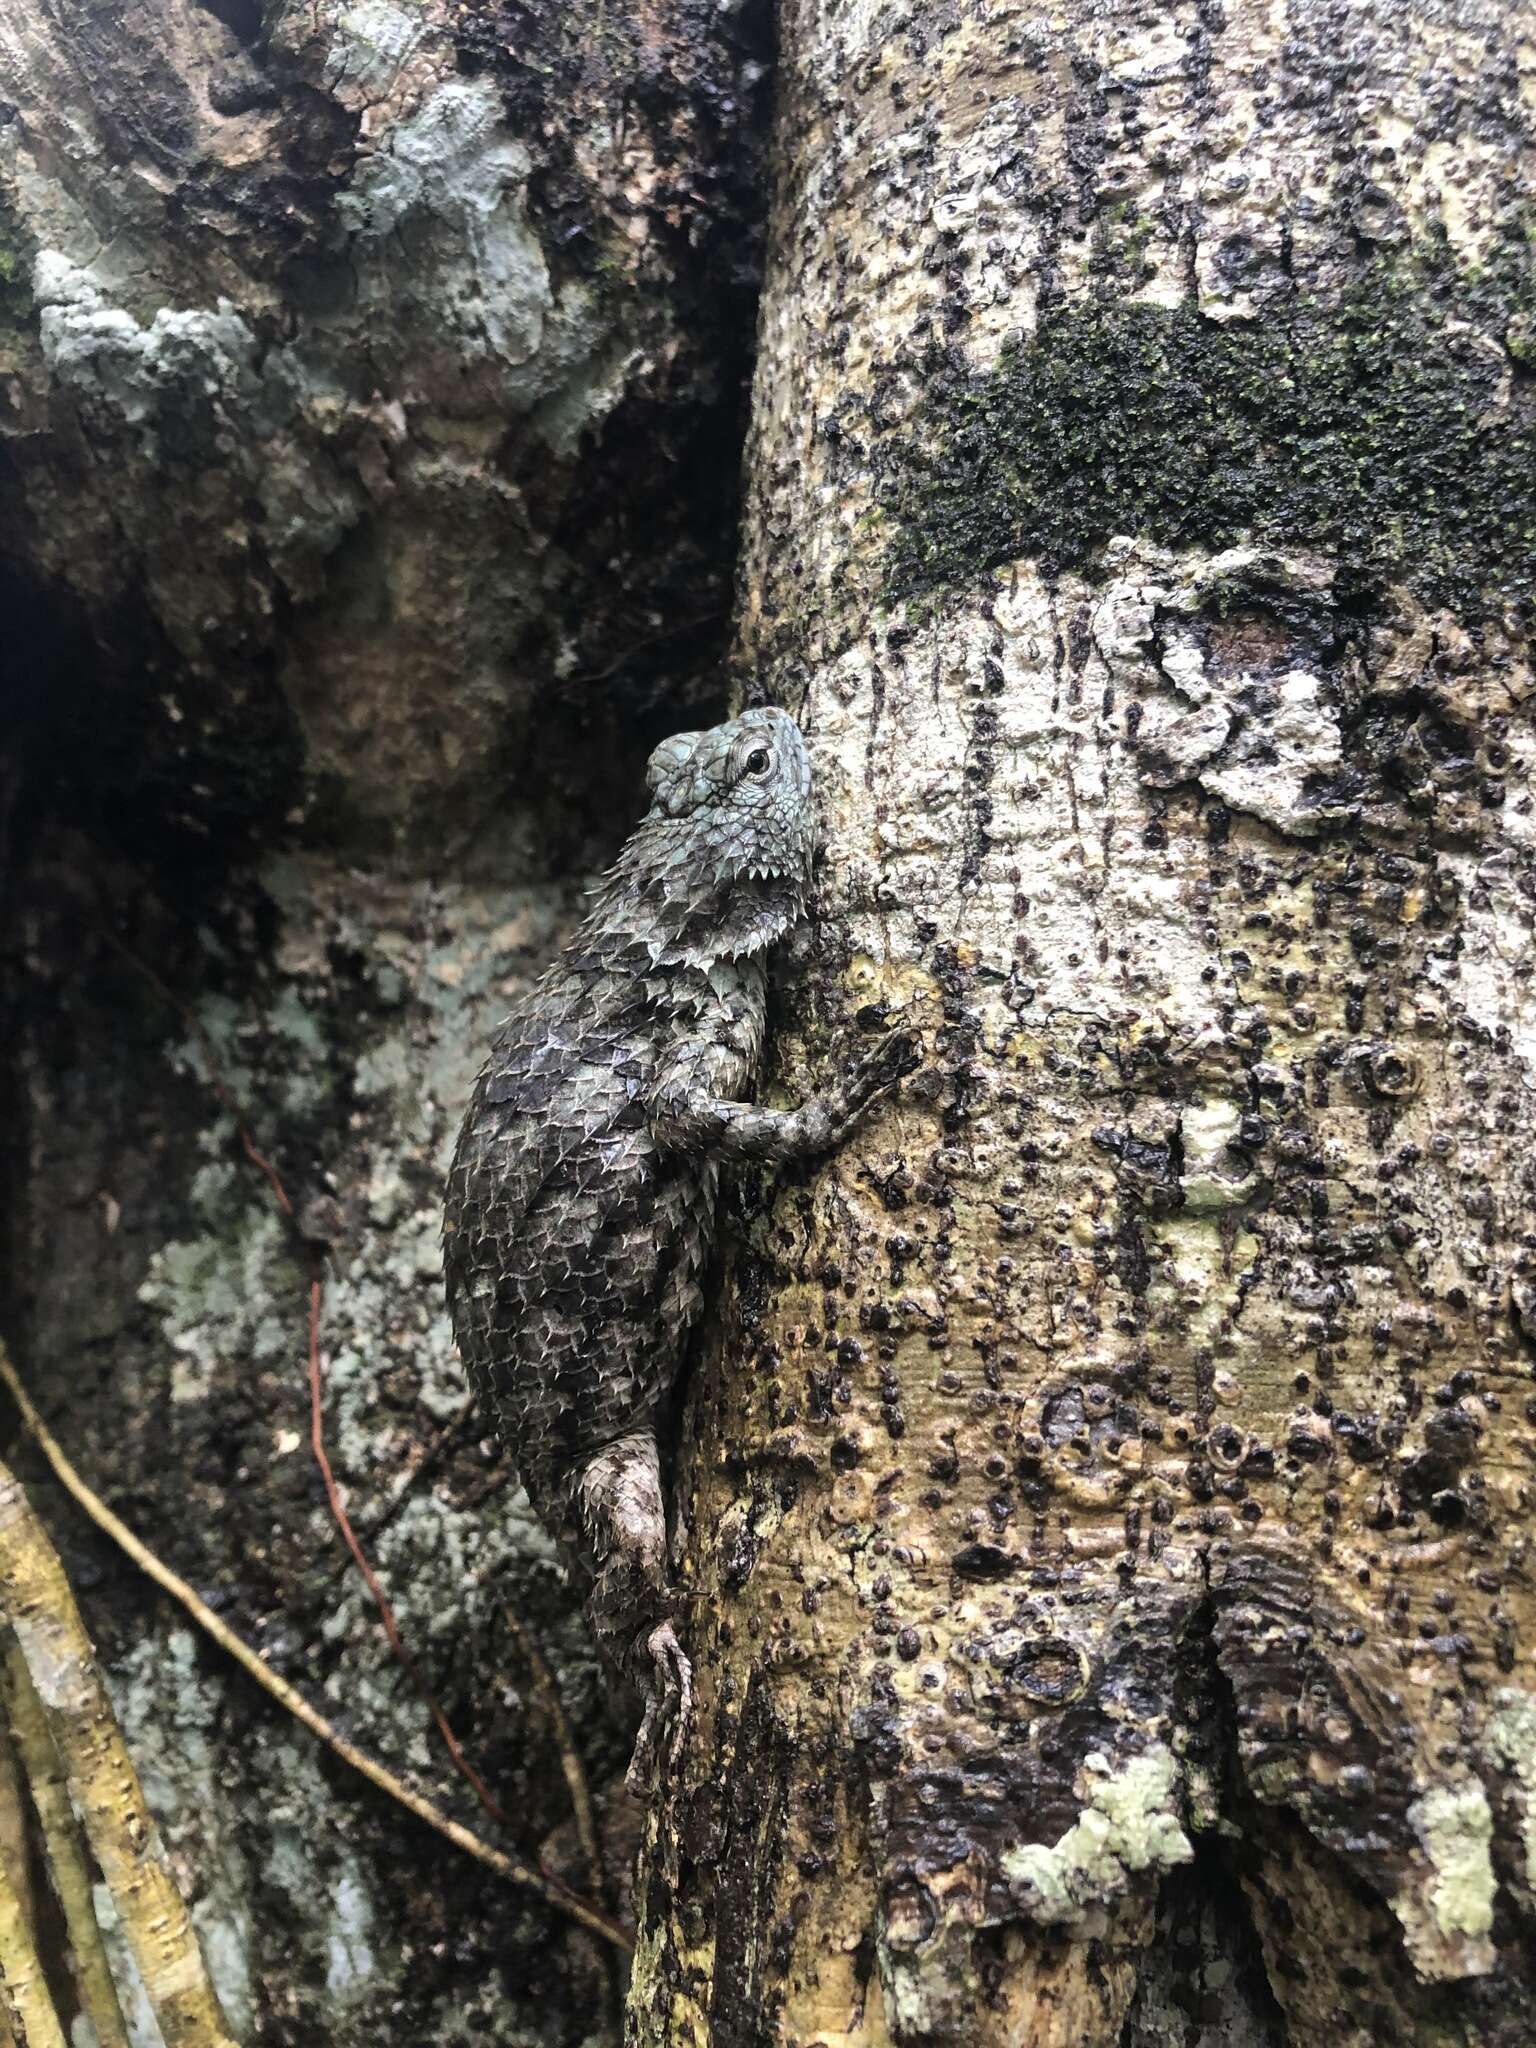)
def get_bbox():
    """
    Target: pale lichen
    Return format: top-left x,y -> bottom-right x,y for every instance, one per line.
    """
336,78 -> 559,377
33,254 -> 267,439
1487,1689 -> 1536,1891
1409,1781 -> 1496,1943
137,1177 -> 294,1404
1001,1749 -> 1193,1929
